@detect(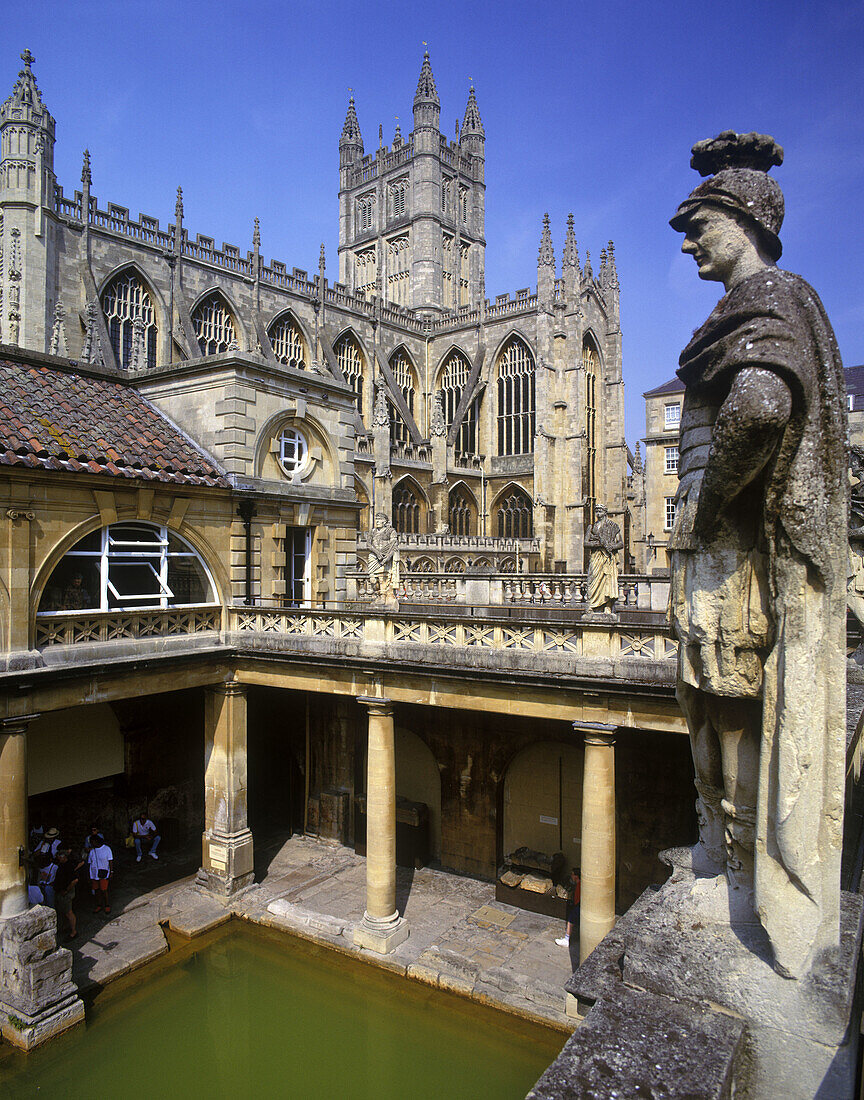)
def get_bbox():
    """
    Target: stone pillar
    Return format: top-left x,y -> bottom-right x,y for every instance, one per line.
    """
577,721 -> 617,964
0,715 -> 84,1049
197,680 -> 254,897
354,697 -> 408,953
